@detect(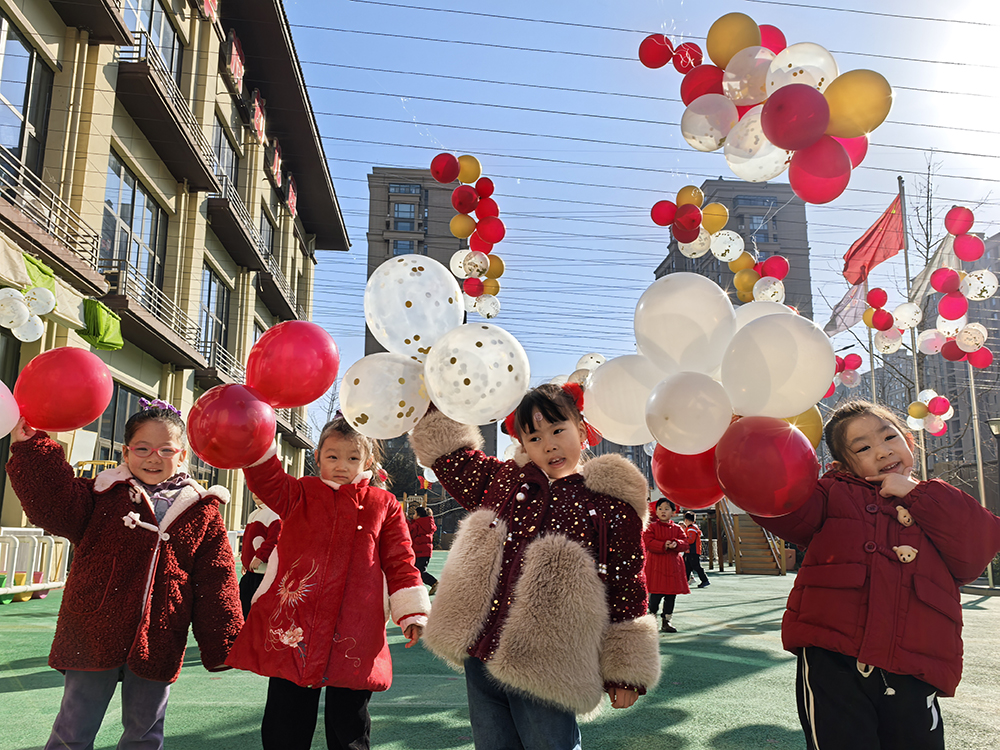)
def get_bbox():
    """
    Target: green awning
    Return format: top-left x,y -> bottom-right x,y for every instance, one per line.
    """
21,253 -> 56,296
77,298 -> 123,351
